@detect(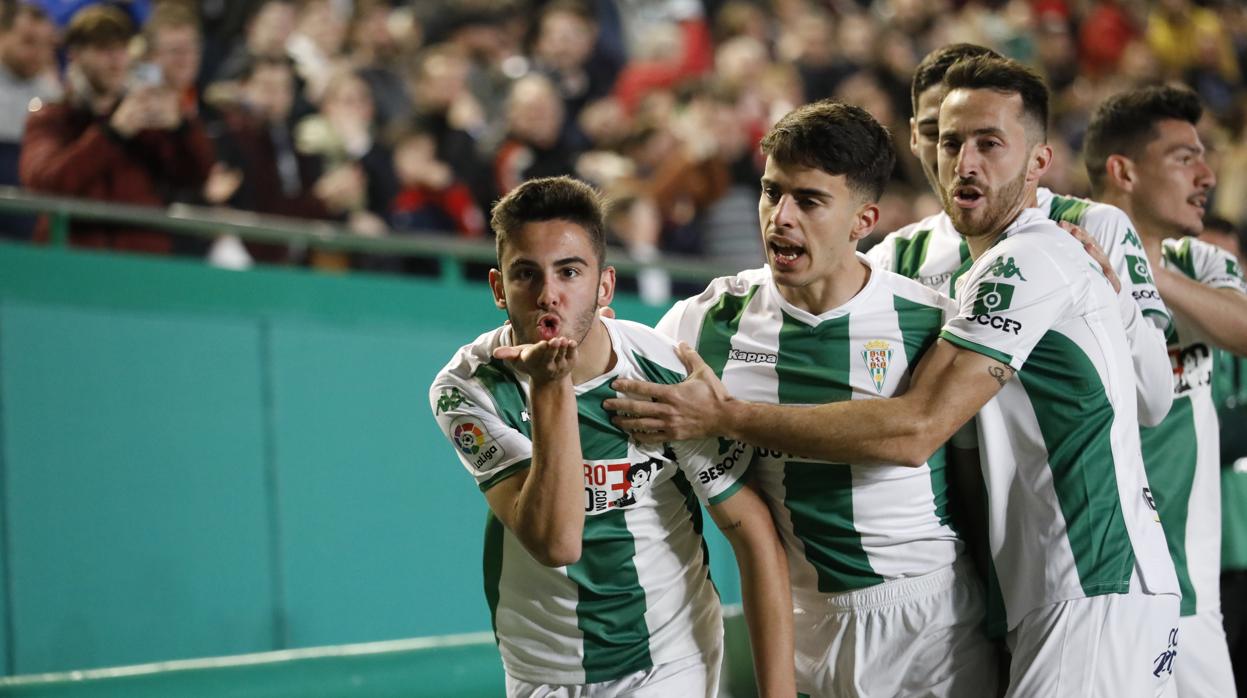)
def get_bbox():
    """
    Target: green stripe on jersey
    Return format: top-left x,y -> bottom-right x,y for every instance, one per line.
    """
578,382 -> 631,460
1164,237 -> 1198,280
1047,194 -> 1091,226
1140,396 -> 1199,615
566,510 -> 651,682
783,462 -> 885,591
894,295 -> 953,528
671,469 -> 712,577
698,285 -> 761,378
1019,330 -> 1135,596
939,330 -> 1014,366
948,253 -> 974,300
483,511 -> 505,641
776,312 -> 852,404
632,351 -> 683,386
894,296 -> 944,365
892,229 -> 934,277
475,359 -> 532,437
